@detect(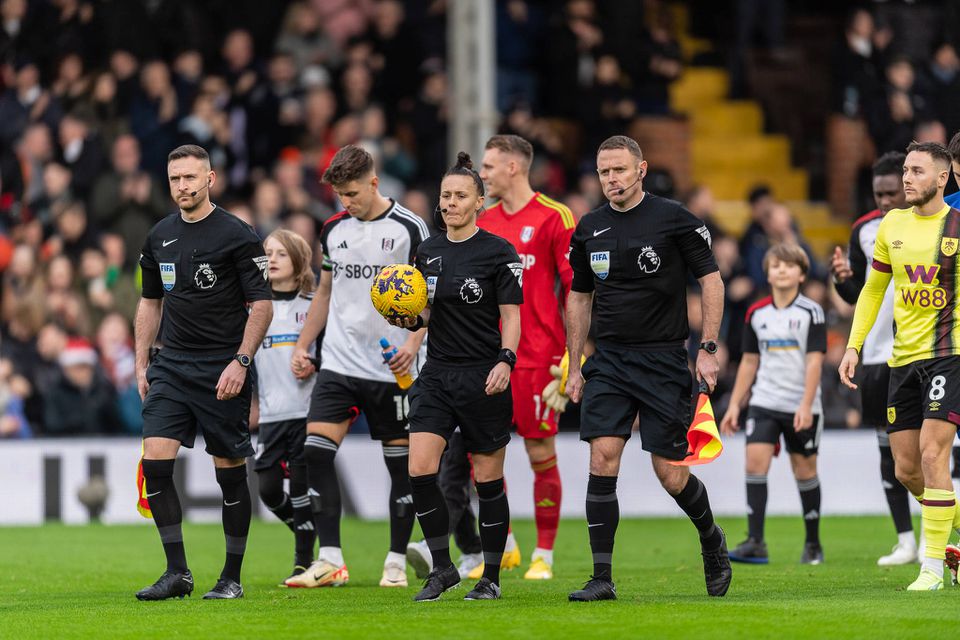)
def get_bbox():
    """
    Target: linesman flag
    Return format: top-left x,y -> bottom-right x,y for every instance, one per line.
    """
668,381 -> 723,466
136,442 -> 153,519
